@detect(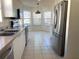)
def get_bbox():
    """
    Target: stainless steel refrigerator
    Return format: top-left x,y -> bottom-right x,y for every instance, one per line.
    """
52,1 -> 68,57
